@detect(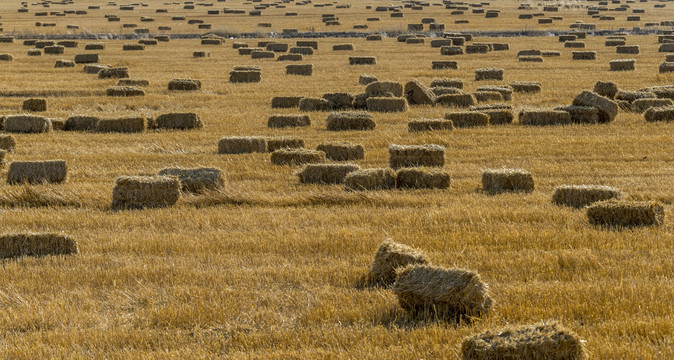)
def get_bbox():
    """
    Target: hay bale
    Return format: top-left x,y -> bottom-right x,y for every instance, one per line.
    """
461,322 -> 587,360
168,79 -> 201,91
408,119 -> 454,132
27,49 -> 42,56
554,106 -> 600,124
367,97 -> 408,112
333,44 -> 354,51
466,44 -> 490,54
389,144 -> 445,169
267,114 -> 311,128
587,200 -> 664,227
366,81 -> 403,97
405,80 -> 436,105
441,46 -> 464,56
277,54 -> 302,61
201,38 -> 222,45
7,160 -> 67,184
266,137 -> 304,152
470,105 -> 514,125
542,51 -> 561,58
299,98 -> 333,112
482,168 -> 534,193
616,90 -> 655,103
0,233 -> 78,259
98,67 -> 129,79
445,111 -> 489,127
392,264 -> 493,319
74,53 -> 99,64
349,56 -> 376,65
432,61 -> 458,70
106,86 -> 145,97
323,93 -> 354,110
644,106 -> 674,122
286,64 -> 313,76
609,59 -> 635,71
218,136 -> 267,154
344,168 -> 396,190
572,51 -> 596,60
474,68 -> 504,81
64,116 -> 99,131
474,91 -> 504,103
326,112 -> 375,131
95,117 -> 146,133
44,45 -> 65,54
432,87 -> 463,96
122,44 -> 145,51
572,91 -> 618,123
270,149 -> 325,166
266,43 -> 289,52
85,43 -> 105,50
271,96 -> 302,108
593,81 -> 618,99
519,110 -> 572,126
659,62 -> 674,74
158,167 -> 224,193
251,51 -> 275,59
552,185 -> 622,208
118,79 -> 149,87
5,115 -> 52,133
111,175 -> 181,210
564,41 -> 585,48
617,45 -> 639,54
155,113 -> 203,130
369,240 -> 427,286
298,163 -> 360,184
359,74 -> 378,85
0,135 -> 16,152
633,99 -> 673,113
436,94 -> 476,108
193,51 -> 210,58
430,78 -> 463,89
510,82 -> 541,93
22,98 -> 47,112
229,69 -> 261,83
84,65 -> 110,74
519,56 -> 544,62
316,142 -> 364,161
396,167 -> 450,189
476,86 -> 513,101
54,60 -> 75,68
